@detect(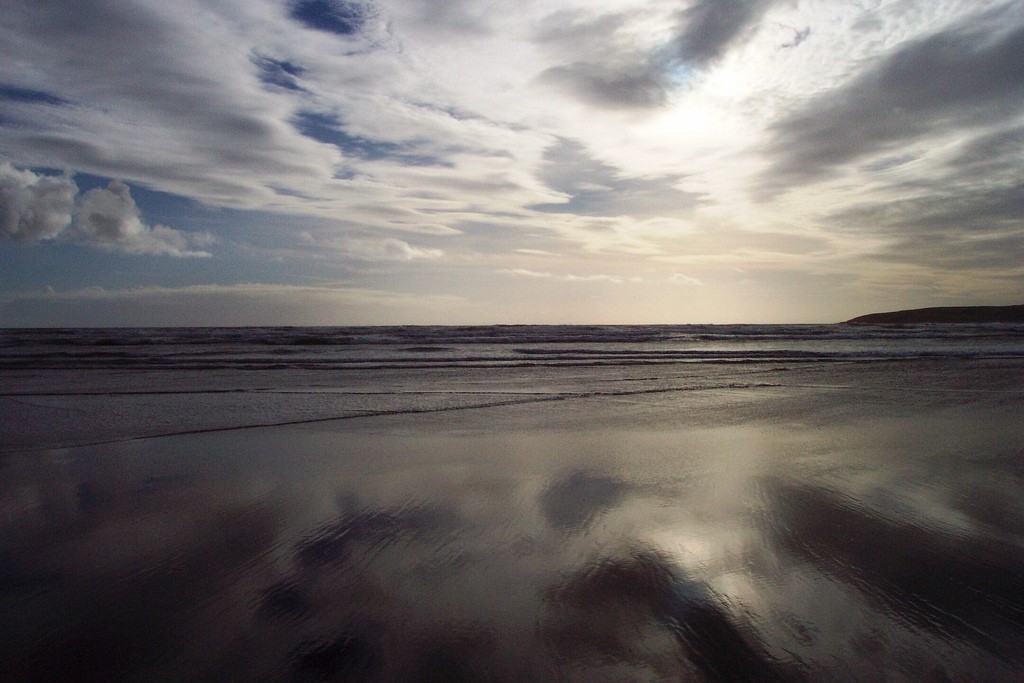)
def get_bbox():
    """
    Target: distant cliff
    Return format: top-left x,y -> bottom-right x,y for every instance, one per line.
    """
845,305 -> 1024,324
